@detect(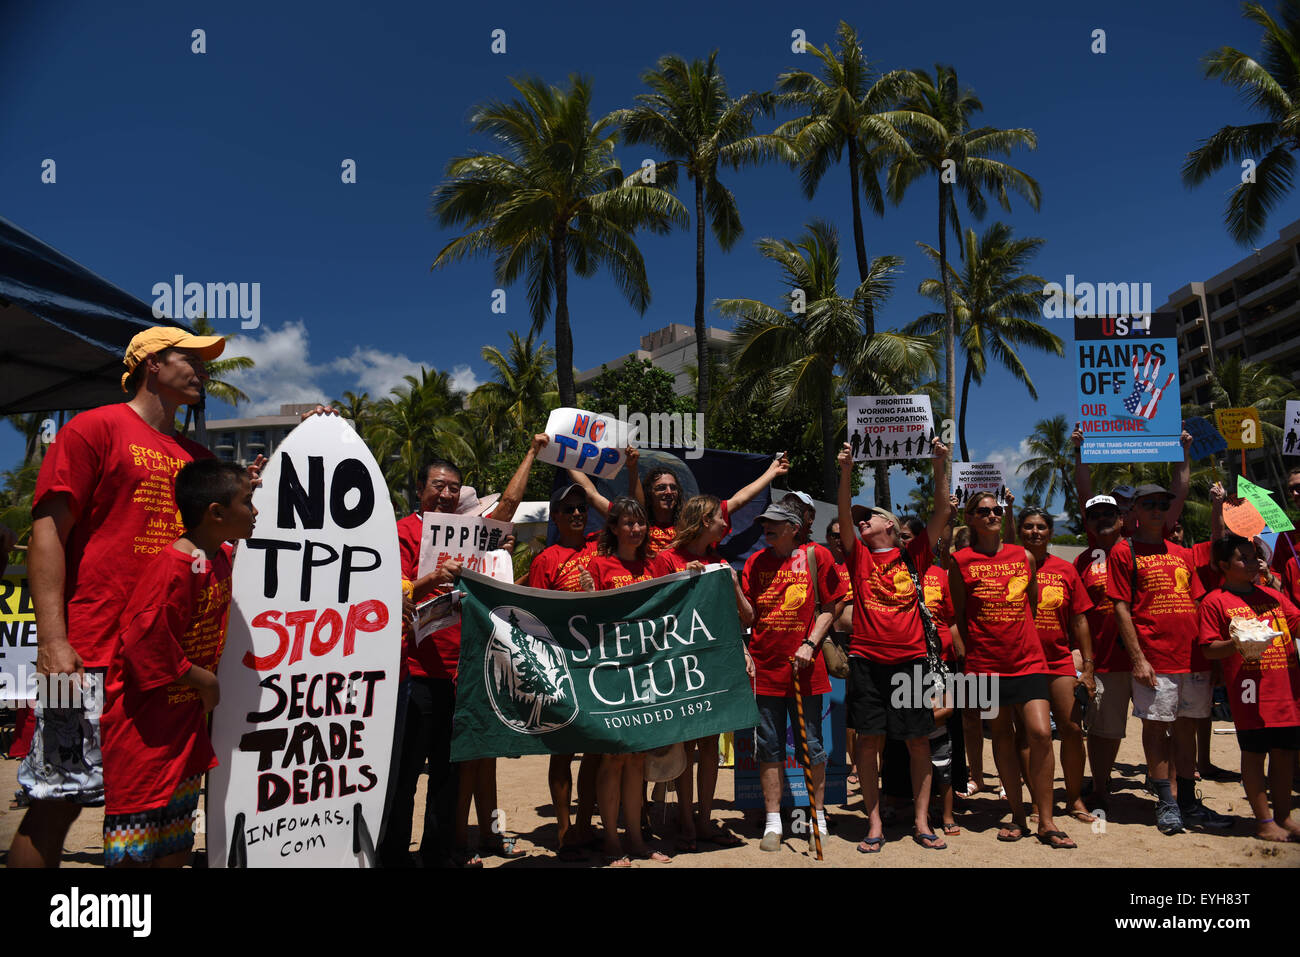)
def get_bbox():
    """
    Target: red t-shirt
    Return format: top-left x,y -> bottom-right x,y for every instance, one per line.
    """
922,565 -> 955,662
1189,541 -> 1222,593
588,553 -> 656,590
33,404 -> 213,668
397,511 -> 459,682
1107,539 -> 1207,675
1033,554 -> 1093,677
1074,547 -> 1128,673
742,544 -> 846,697
1197,586 -> 1300,730
845,533 -> 932,664
648,543 -> 725,575
1285,557 -> 1300,607
951,544 -> 1047,677
101,544 -> 233,813
527,534 -> 599,592
645,501 -> 729,557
